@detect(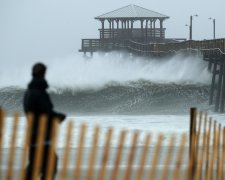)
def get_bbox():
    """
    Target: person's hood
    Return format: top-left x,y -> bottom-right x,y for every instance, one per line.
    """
28,78 -> 49,90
